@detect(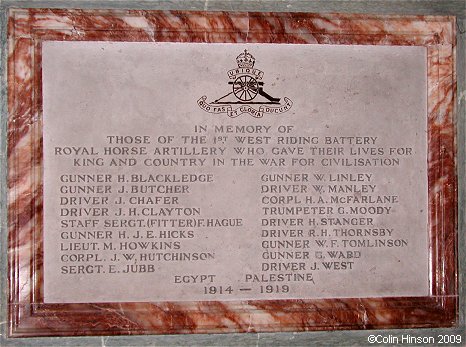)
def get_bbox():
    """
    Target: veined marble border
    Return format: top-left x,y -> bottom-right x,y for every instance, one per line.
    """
7,9 -> 457,337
